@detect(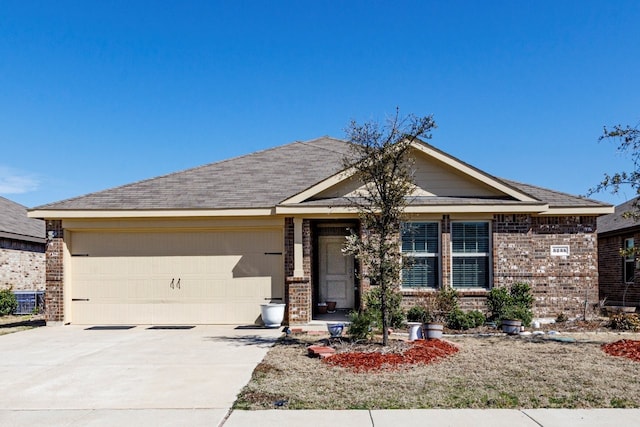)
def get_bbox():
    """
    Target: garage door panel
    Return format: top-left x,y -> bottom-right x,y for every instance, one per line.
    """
70,229 -> 283,324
